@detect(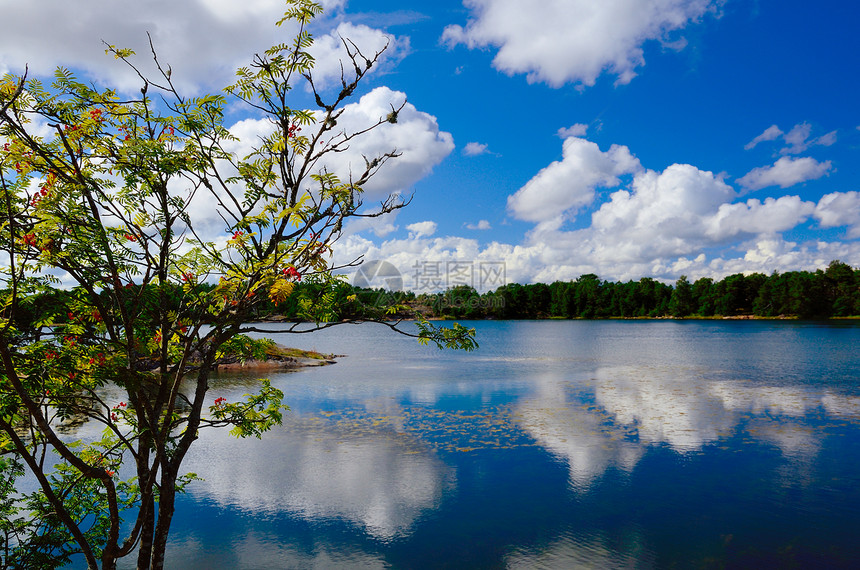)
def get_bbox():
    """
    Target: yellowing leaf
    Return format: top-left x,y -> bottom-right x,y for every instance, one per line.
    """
268,279 -> 295,304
